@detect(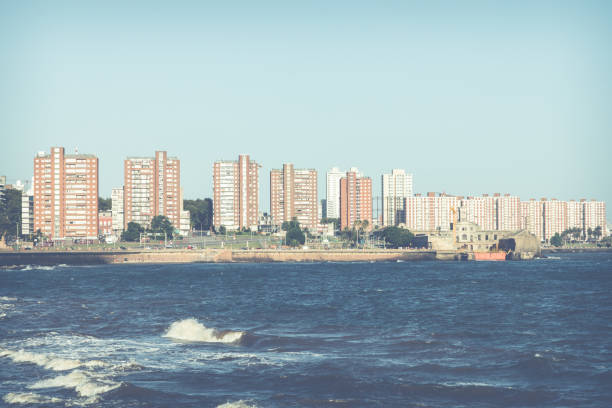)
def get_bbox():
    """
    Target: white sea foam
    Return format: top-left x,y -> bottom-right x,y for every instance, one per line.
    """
3,392 -> 63,405
0,296 -> 17,301
217,401 -> 257,408
20,265 -> 57,271
30,370 -> 121,398
163,318 -> 244,344
0,347 -> 105,371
